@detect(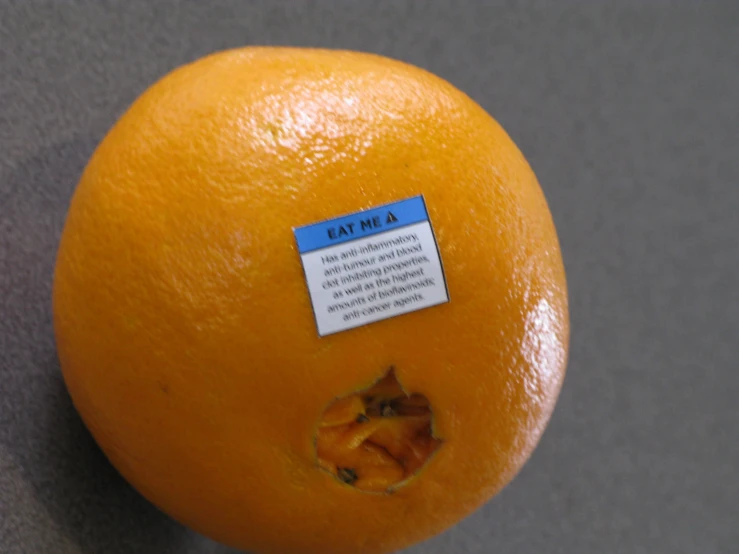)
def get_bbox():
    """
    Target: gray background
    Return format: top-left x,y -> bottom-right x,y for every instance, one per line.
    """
1,1 -> 737,553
